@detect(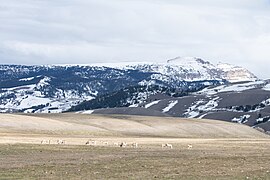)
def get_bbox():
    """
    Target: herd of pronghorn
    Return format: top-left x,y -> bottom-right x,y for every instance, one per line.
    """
40,139 -> 193,149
